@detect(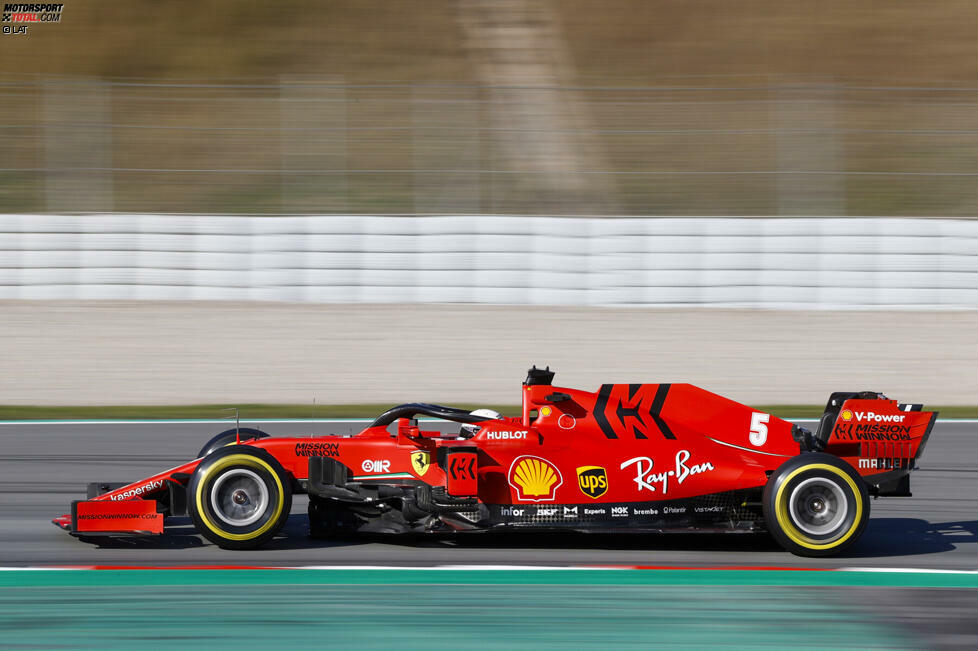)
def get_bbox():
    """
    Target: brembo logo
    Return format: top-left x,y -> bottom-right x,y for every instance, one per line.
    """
854,411 -> 905,423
